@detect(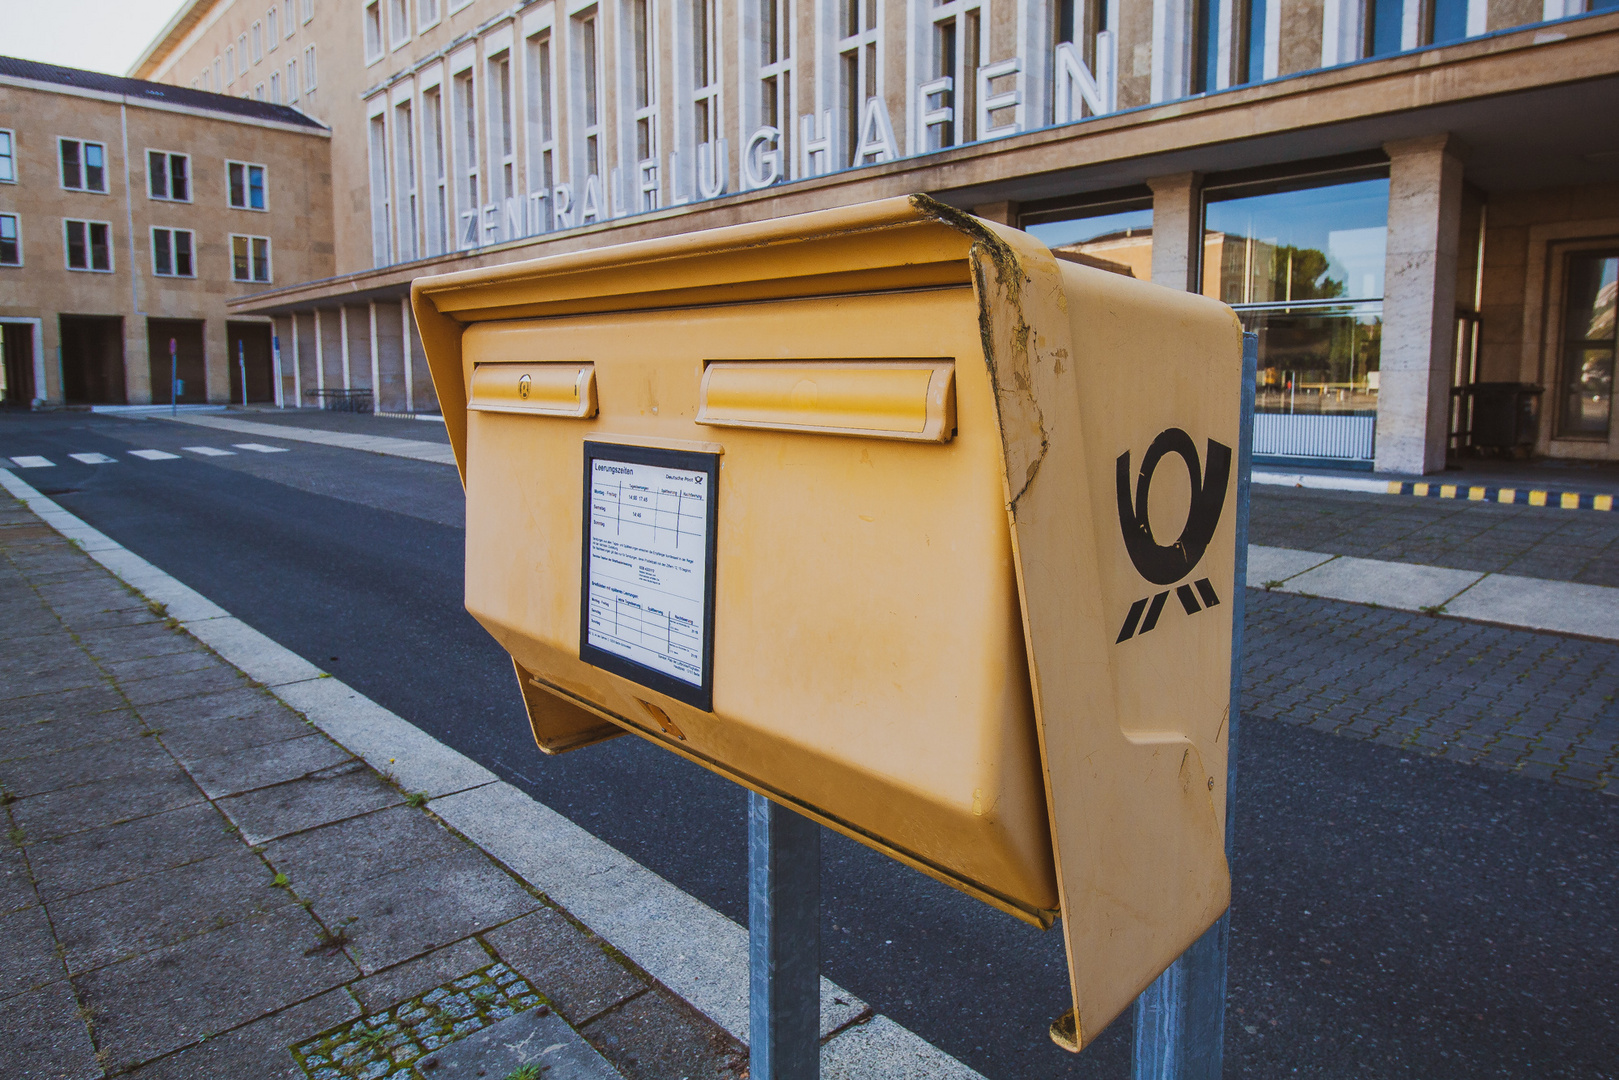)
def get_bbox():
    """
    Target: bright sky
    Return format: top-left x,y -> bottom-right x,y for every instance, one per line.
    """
6,0 -> 189,76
